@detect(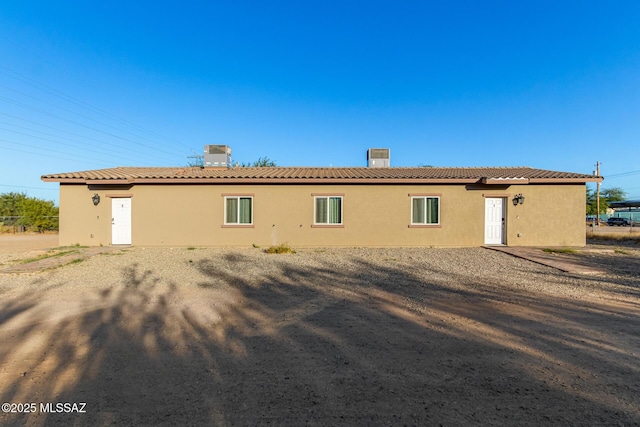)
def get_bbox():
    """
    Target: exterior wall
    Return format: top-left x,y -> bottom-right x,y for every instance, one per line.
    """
504,184 -> 586,247
59,185 -> 111,247
58,182 -> 587,247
